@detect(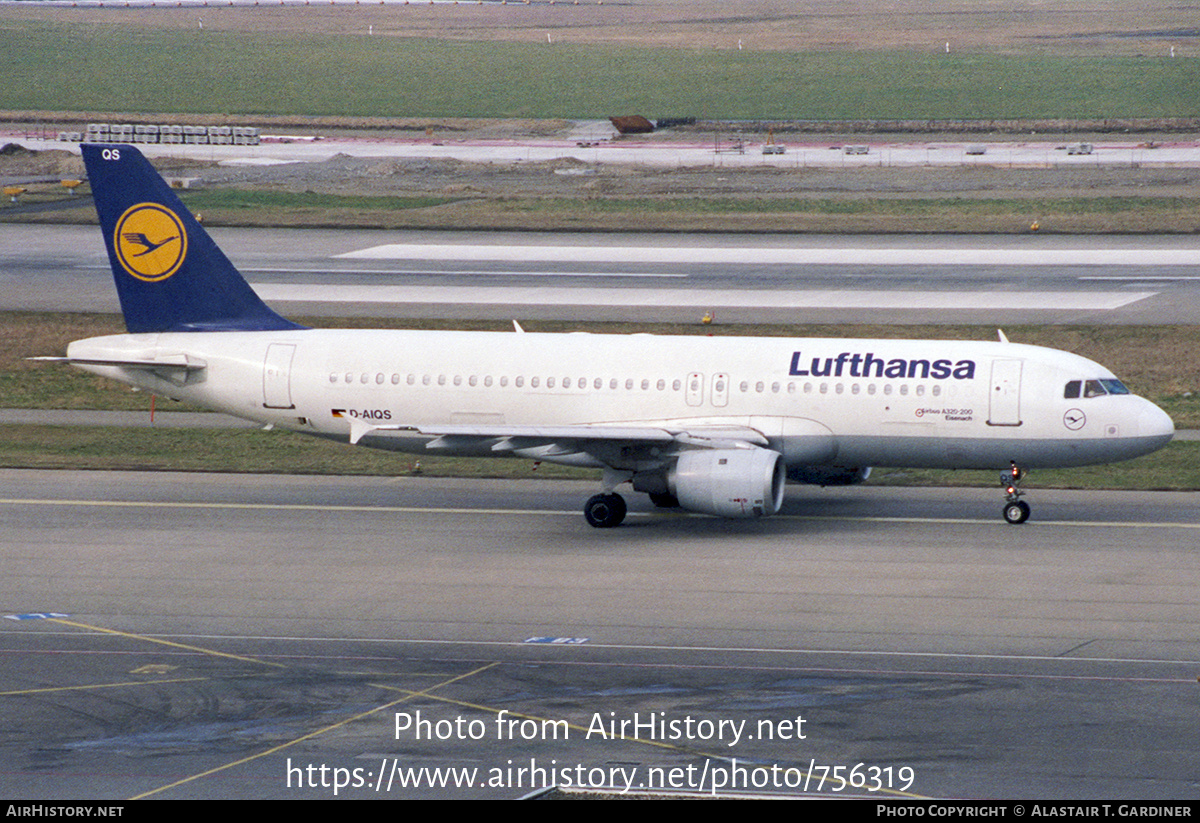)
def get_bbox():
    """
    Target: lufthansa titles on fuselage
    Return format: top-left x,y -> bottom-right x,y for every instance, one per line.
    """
788,351 -> 977,381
